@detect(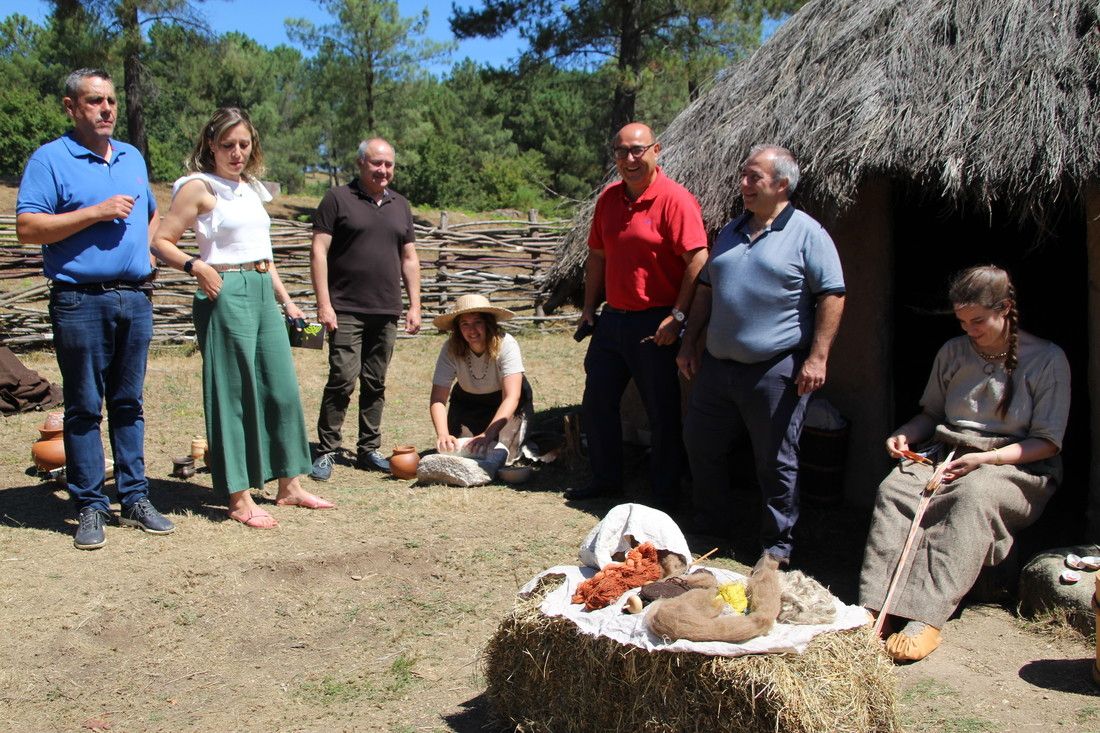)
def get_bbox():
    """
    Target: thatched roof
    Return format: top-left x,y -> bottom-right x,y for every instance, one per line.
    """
544,0 -> 1100,301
